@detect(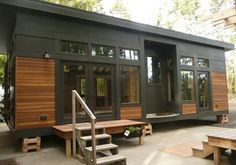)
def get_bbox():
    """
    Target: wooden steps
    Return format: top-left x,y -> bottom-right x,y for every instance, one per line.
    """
85,143 -> 118,152
76,125 -> 126,165
97,154 -> 126,165
80,134 -> 111,142
192,140 -> 214,158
